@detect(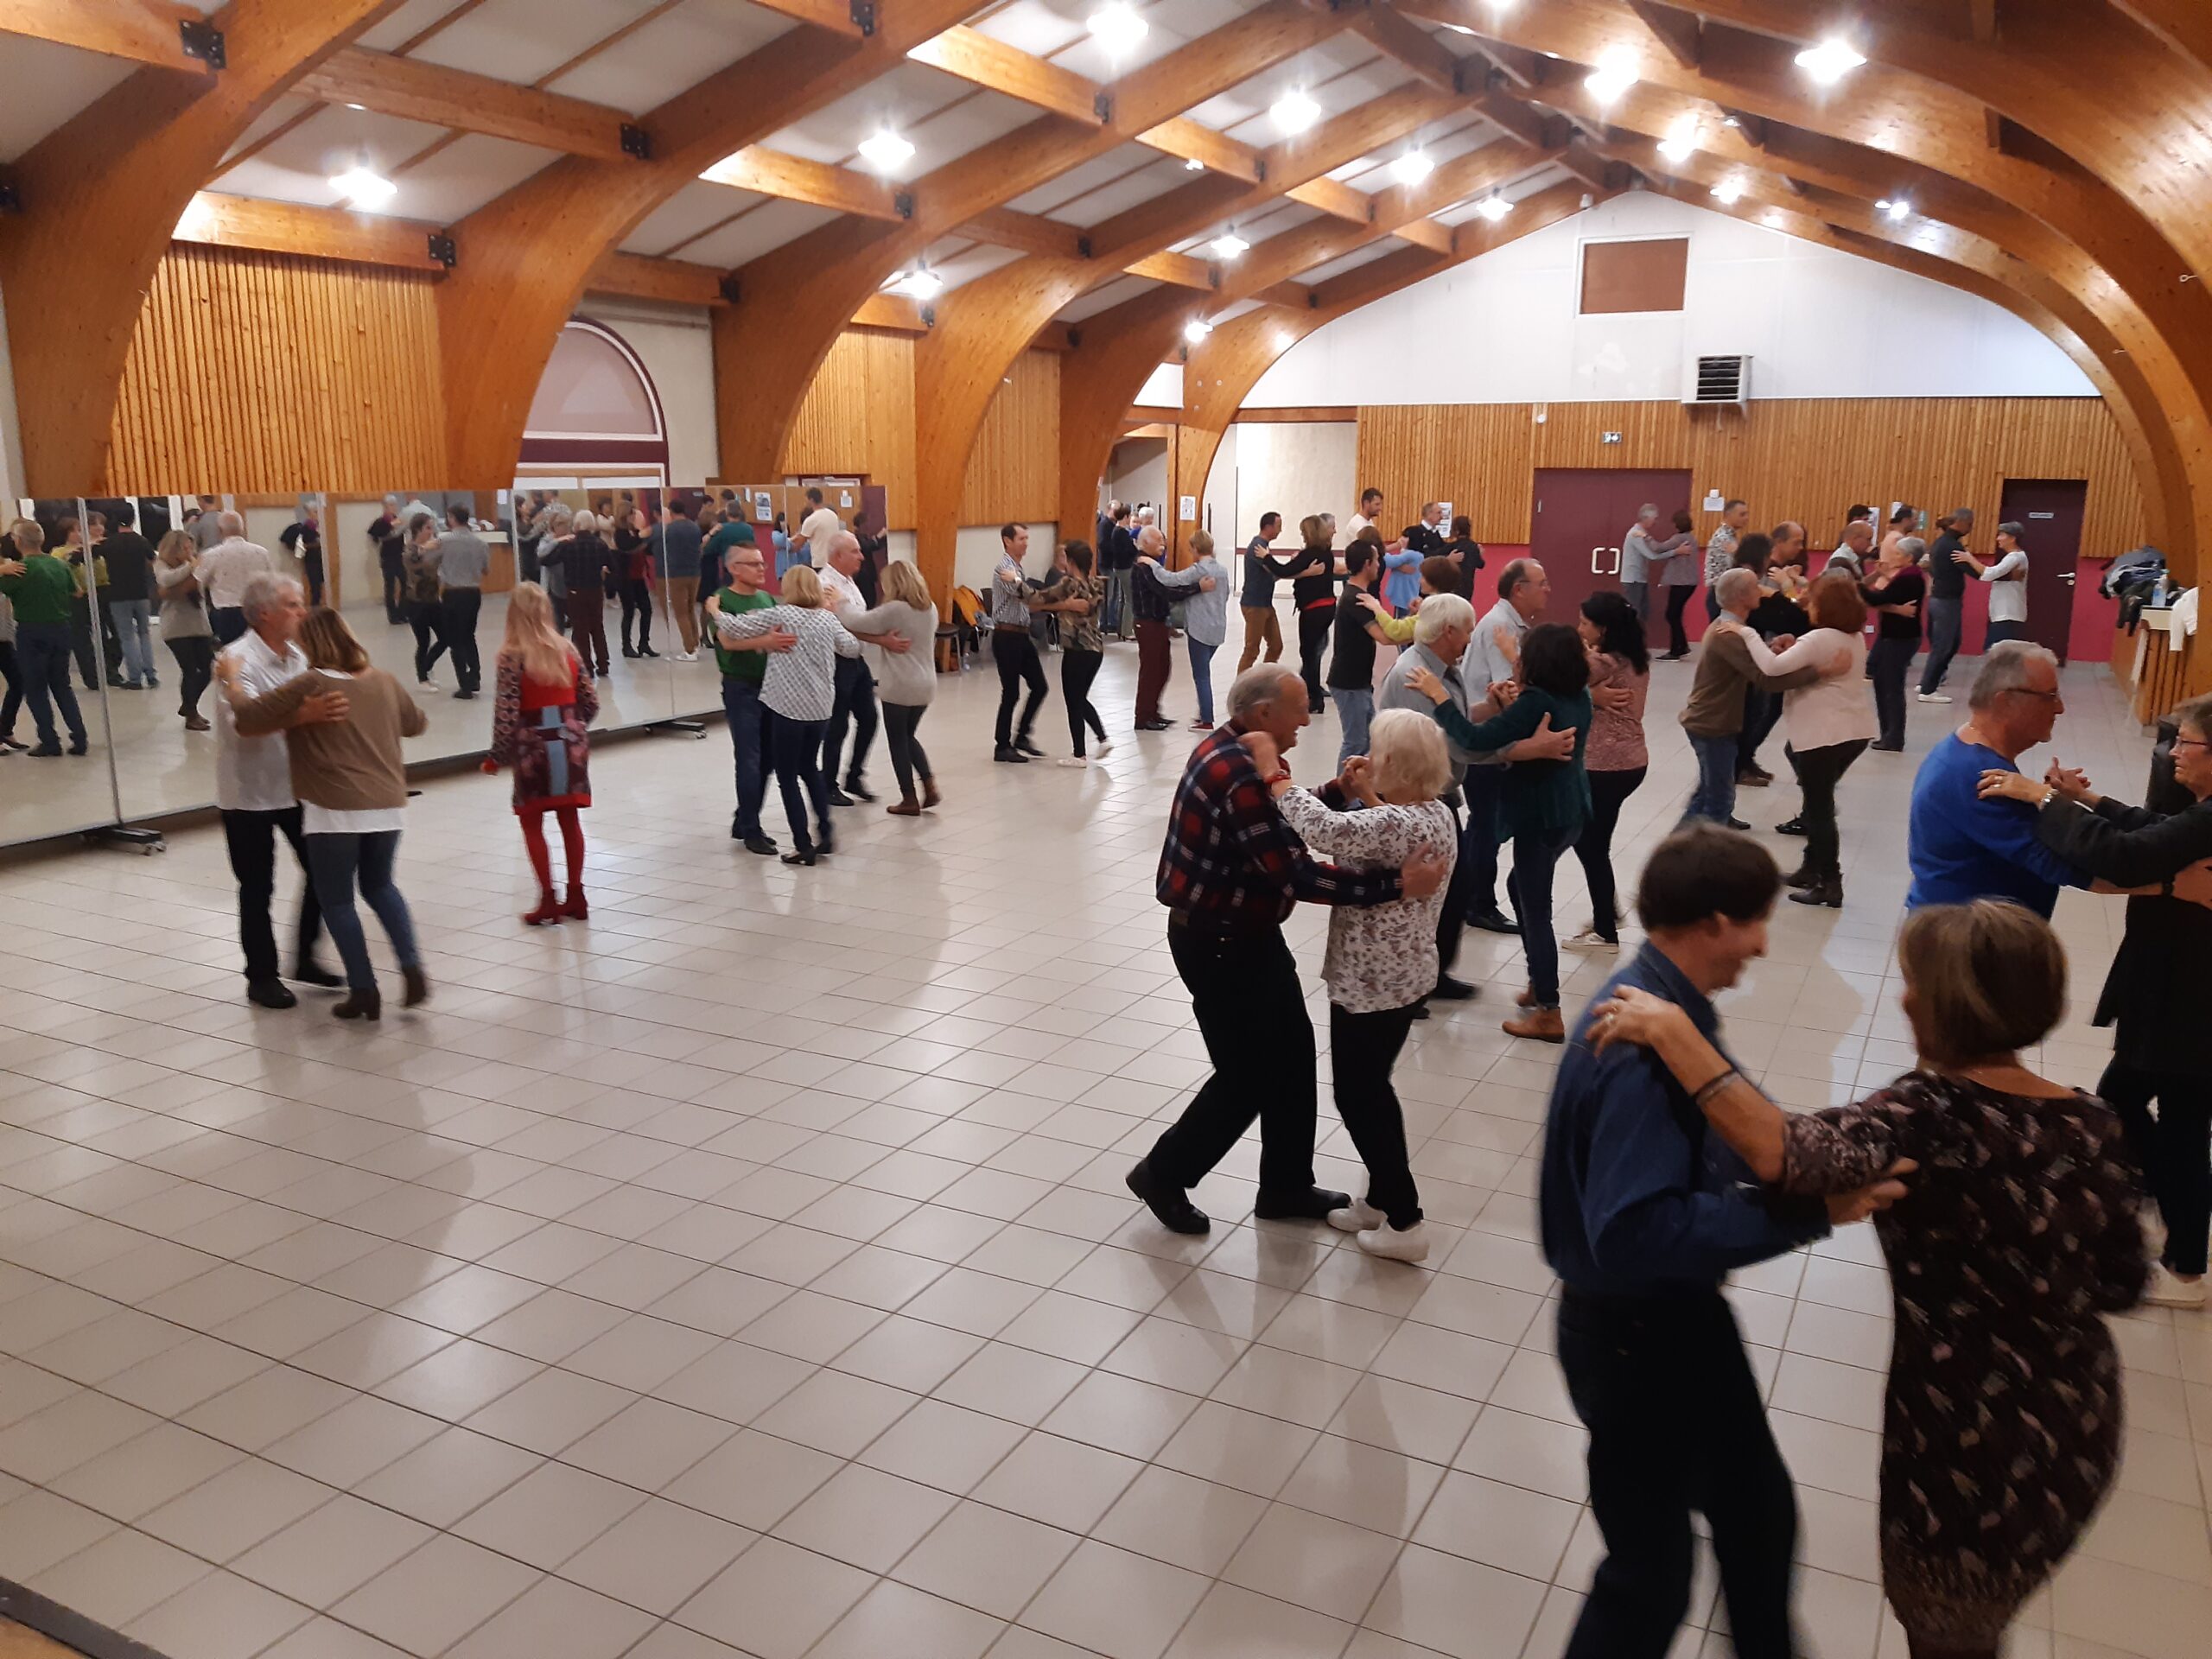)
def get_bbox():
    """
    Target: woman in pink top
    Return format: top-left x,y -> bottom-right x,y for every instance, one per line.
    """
1568,592 -> 1649,949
